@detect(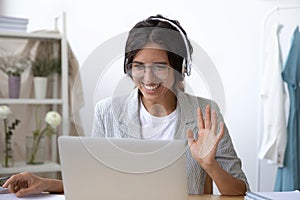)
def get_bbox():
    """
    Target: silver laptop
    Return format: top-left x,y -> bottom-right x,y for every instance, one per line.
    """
58,136 -> 189,200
